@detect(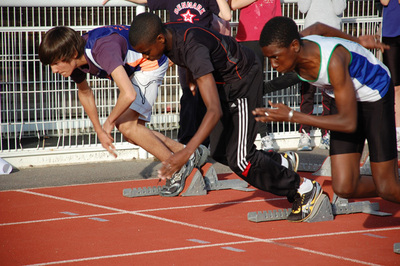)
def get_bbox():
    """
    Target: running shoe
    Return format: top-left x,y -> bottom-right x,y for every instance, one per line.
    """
193,144 -> 210,168
281,151 -> 299,172
319,132 -> 330,150
287,180 -> 323,222
298,129 -> 312,151
160,159 -> 194,197
261,135 -> 275,152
